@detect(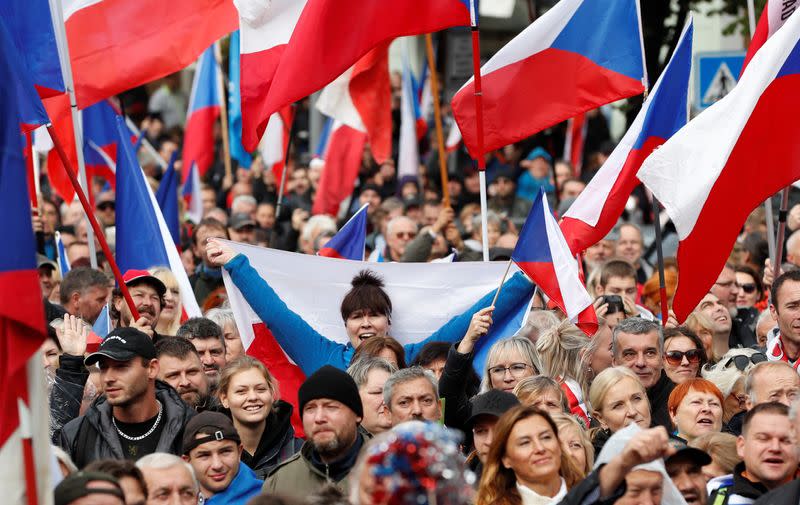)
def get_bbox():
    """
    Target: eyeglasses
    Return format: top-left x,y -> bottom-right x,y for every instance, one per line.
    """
722,353 -> 767,371
737,283 -> 757,294
394,232 -> 417,239
488,363 -> 531,379
664,349 -> 704,367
